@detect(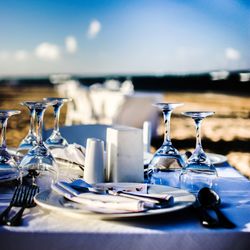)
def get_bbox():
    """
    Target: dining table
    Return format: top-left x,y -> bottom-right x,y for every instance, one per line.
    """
0,161 -> 250,250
